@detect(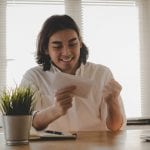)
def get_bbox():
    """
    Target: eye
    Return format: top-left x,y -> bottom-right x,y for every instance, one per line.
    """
52,44 -> 62,50
69,43 -> 78,47
53,46 -> 62,49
